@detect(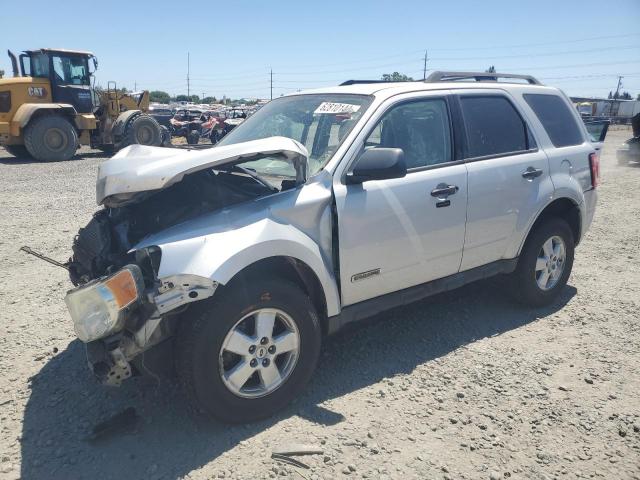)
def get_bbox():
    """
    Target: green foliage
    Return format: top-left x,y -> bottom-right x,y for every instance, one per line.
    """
486,65 -> 496,73
149,90 -> 171,103
381,72 -> 414,82
202,96 -> 217,104
175,94 -> 201,103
